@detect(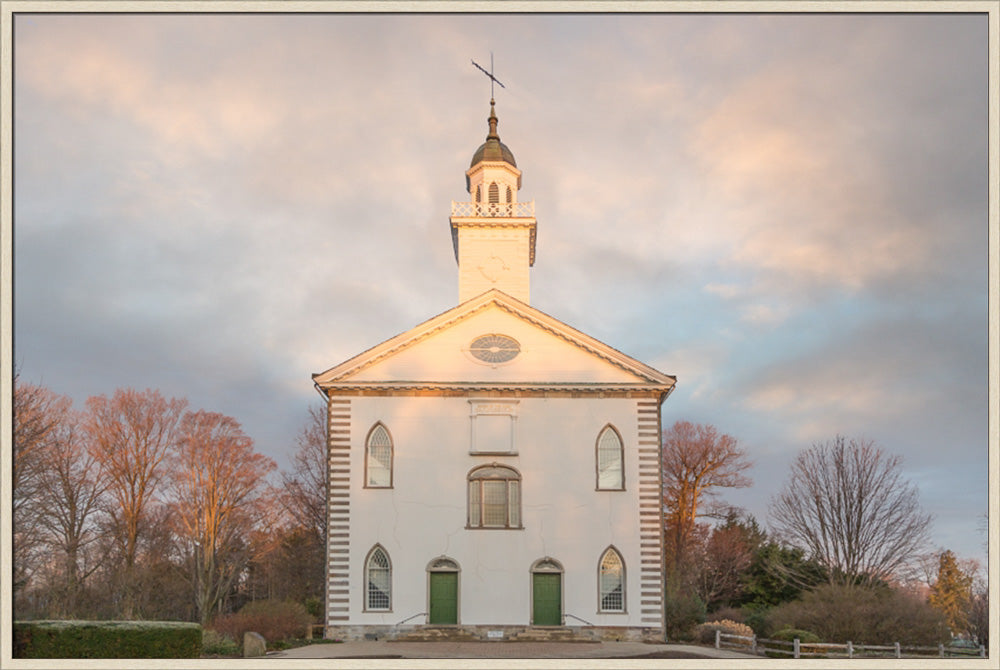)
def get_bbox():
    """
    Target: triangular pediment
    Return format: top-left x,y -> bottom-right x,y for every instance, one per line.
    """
313,290 -> 675,392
